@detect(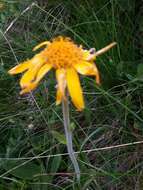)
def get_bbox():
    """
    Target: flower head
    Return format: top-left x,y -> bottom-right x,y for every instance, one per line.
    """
8,36 -> 101,111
